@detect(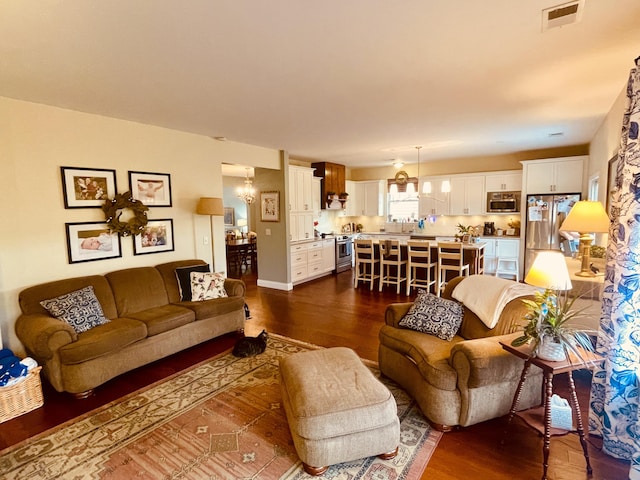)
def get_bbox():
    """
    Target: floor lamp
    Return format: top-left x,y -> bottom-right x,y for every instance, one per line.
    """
559,200 -> 610,277
196,197 -> 224,270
